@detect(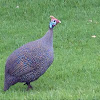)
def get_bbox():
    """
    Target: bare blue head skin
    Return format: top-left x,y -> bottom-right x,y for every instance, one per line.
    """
49,16 -> 61,29
49,20 -> 57,29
